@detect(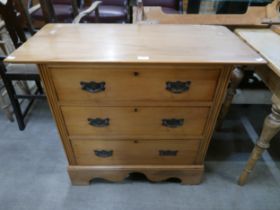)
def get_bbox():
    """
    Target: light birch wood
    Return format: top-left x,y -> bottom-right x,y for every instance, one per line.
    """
68,165 -> 204,185
5,24 -> 265,65
236,28 -> 280,78
71,139 -> 200,165
5,24 -> 264,185
39,65 -> 77,164
238,95 -> 280,186
235,28 -> 280,185
61,106 -> 210,139
50,64 -> 221,103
